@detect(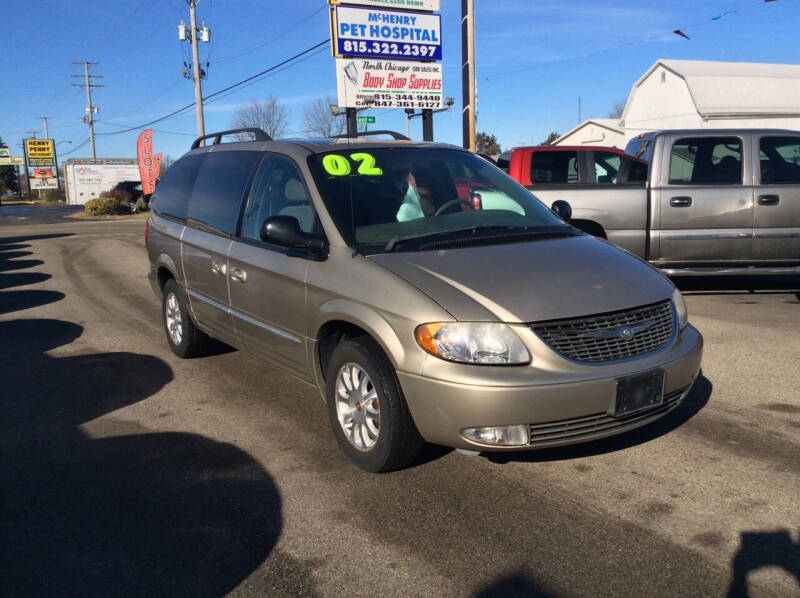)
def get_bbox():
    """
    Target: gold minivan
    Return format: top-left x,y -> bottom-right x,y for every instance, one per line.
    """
146,129 -> 703,472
